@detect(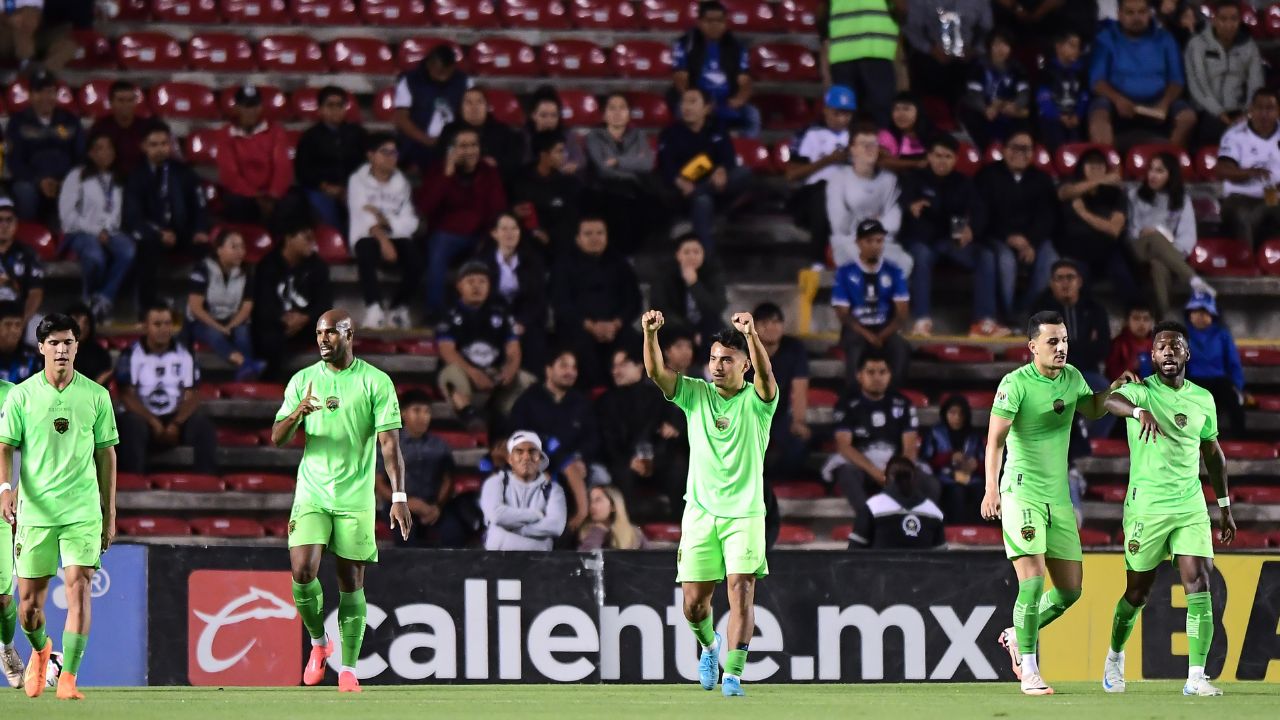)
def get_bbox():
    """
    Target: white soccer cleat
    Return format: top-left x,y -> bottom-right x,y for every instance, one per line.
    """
998,627 -> 1022,680
1021,672 -> 1054,696
1183,675 -> 1223,696
1102,652 -> 1126,693
1,645 -> 23,688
